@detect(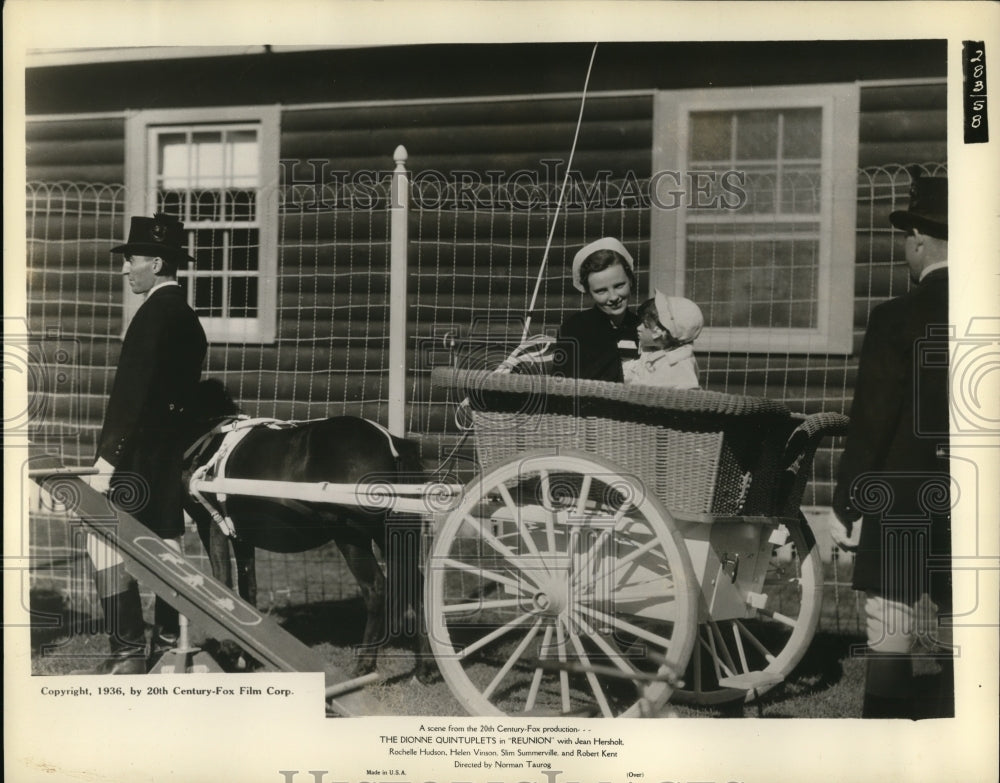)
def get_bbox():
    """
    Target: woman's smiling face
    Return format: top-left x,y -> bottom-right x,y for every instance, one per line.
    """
585,262 -> 632,324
